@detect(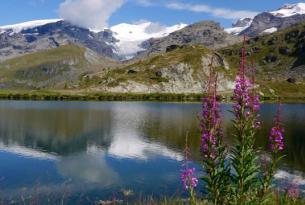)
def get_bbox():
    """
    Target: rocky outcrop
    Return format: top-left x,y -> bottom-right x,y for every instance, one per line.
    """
93,52 -> 234,94
137,21 -> 242,58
